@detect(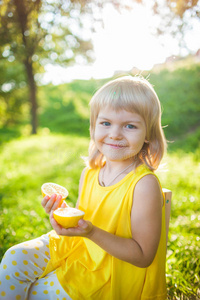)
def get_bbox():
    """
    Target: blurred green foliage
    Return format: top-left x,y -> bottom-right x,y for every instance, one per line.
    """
151,65 -> 200,147
0,62 -> 199,299
1,61 -> 200,151
0,59 -> 29,128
